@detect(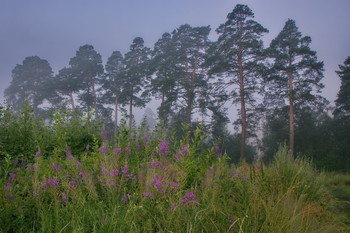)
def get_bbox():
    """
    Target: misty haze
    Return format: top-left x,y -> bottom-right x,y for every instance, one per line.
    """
0,1 -> 349,232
